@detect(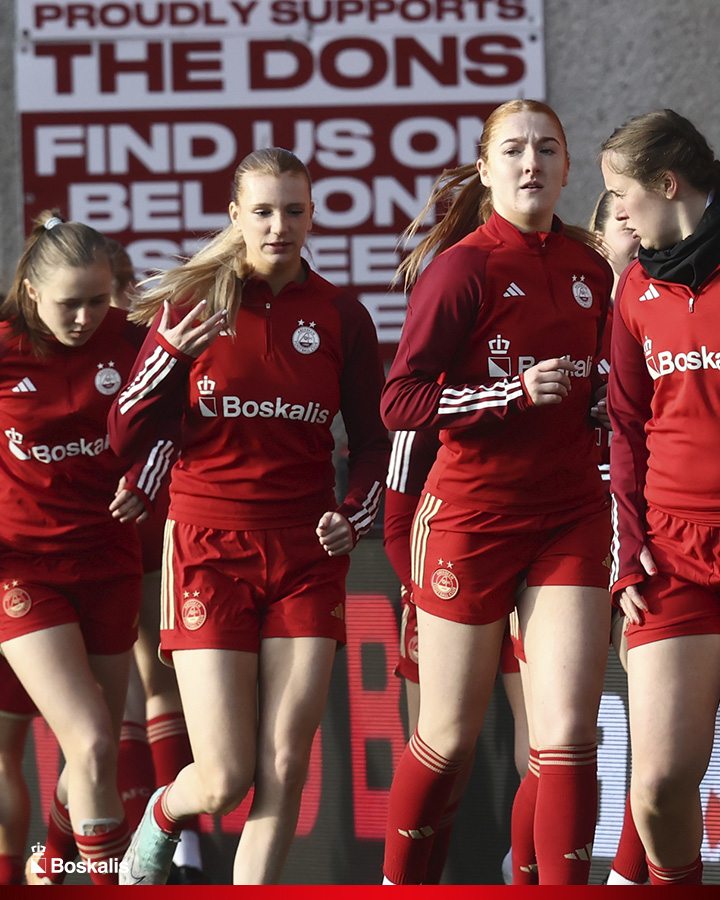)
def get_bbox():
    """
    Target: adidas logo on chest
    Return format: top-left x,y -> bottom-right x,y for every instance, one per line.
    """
12,378 -> 37,393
